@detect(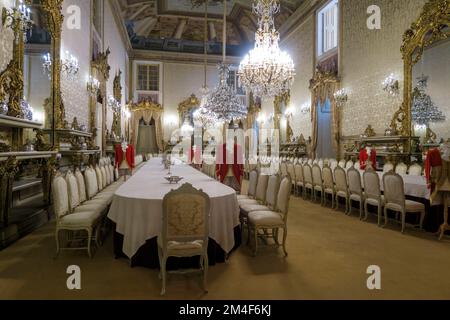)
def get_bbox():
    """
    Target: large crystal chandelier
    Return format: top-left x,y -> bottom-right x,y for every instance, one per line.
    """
197,0 -> 247,123
411,75 -> 446,126
238,0 -> 295,98
202,64 -> 248,123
